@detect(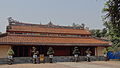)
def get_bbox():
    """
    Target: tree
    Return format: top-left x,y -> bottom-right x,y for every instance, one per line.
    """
90,28 -> 107,38
90,29 -> 102,38
103,0 -> 120,51
72,47 -> 80,55
47,47 -> 54,55
85,48 -> 92,62
47,47 -> 54,63
7,48 -> 14,56
31,47 -> 39,64
72,47 -> 80,62
101,28 -> 108,37
7,48 -> 14,65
